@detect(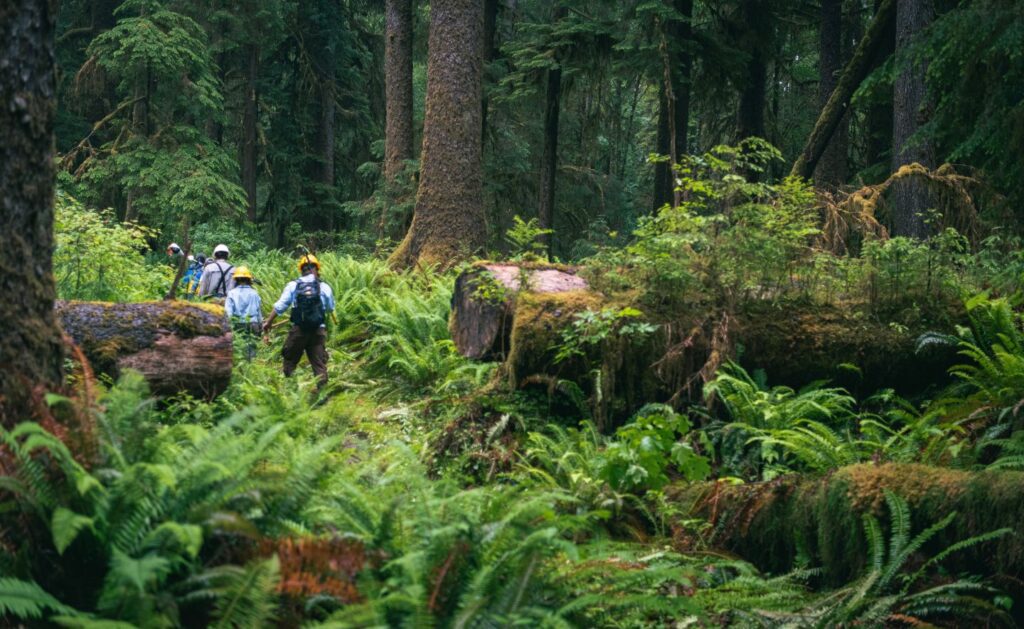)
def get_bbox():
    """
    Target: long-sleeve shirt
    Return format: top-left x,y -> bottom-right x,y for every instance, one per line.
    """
225,285 -> 263,323
198,260 -> 235,297
273,274 -> 335,327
